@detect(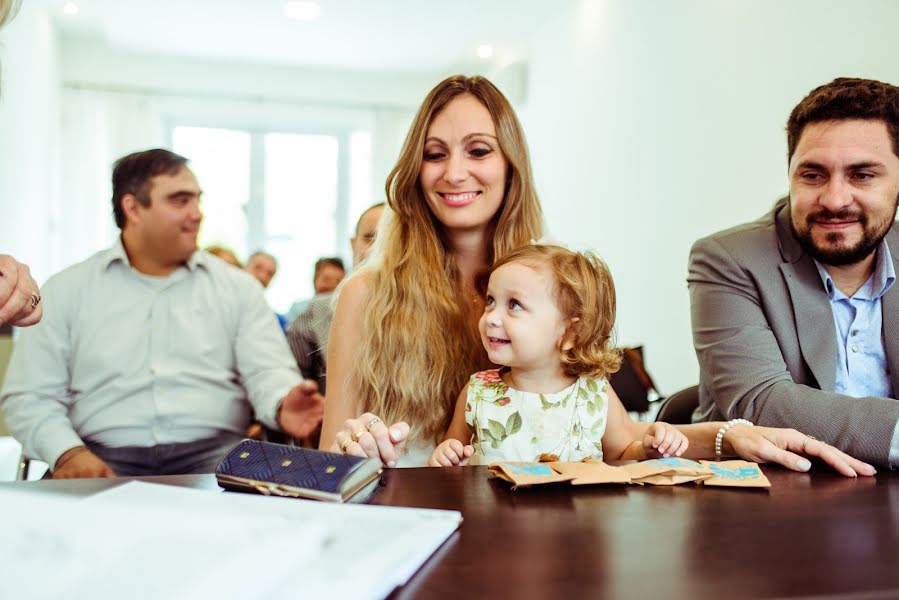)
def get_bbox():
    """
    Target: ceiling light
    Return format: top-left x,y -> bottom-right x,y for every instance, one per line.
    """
477,44 -> 494,59
62,1 -> 80,15
284,1 -> 321,21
